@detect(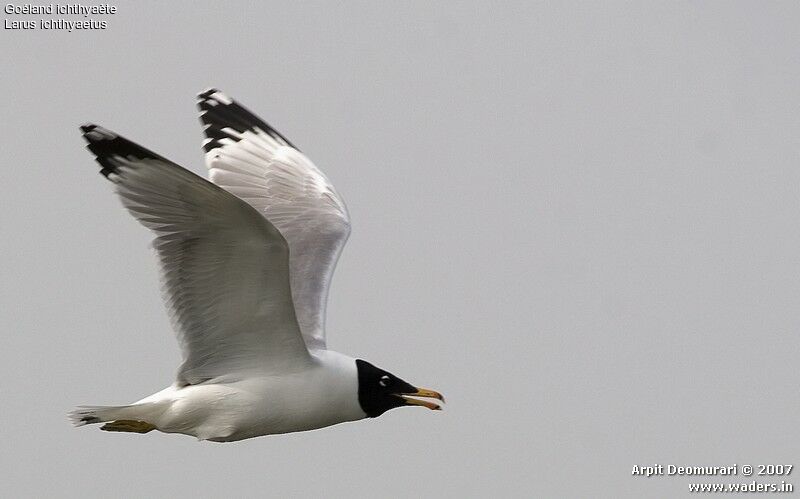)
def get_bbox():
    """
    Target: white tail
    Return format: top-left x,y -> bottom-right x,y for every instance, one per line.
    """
69,405 -> 134,426
69,403 -> 163,433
